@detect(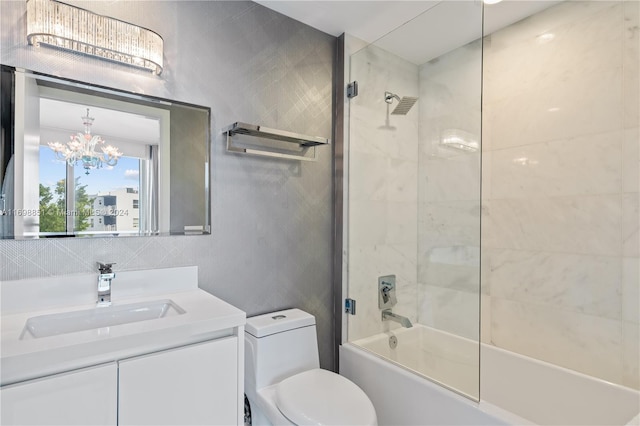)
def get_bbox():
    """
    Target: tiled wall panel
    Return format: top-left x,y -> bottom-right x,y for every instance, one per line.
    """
347,44 -> 419,341
483,0 -> 639,388
417,39 -> 482,341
